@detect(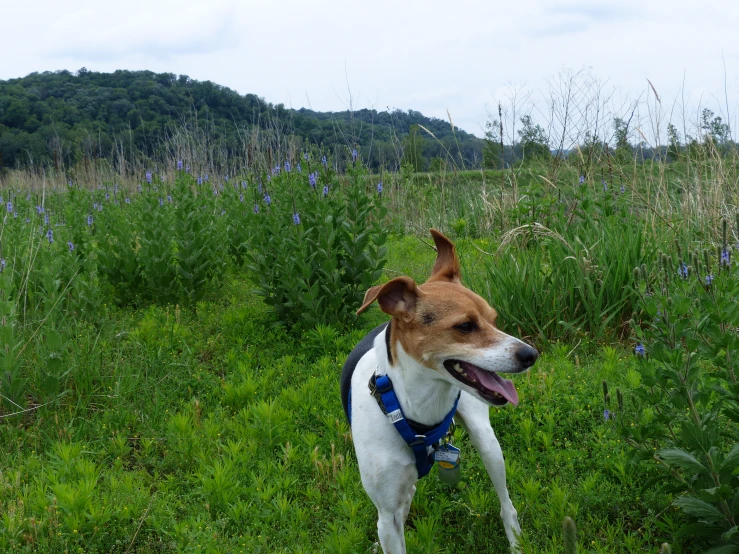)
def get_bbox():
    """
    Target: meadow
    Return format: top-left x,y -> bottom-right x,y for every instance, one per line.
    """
0,138 -> 738,554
